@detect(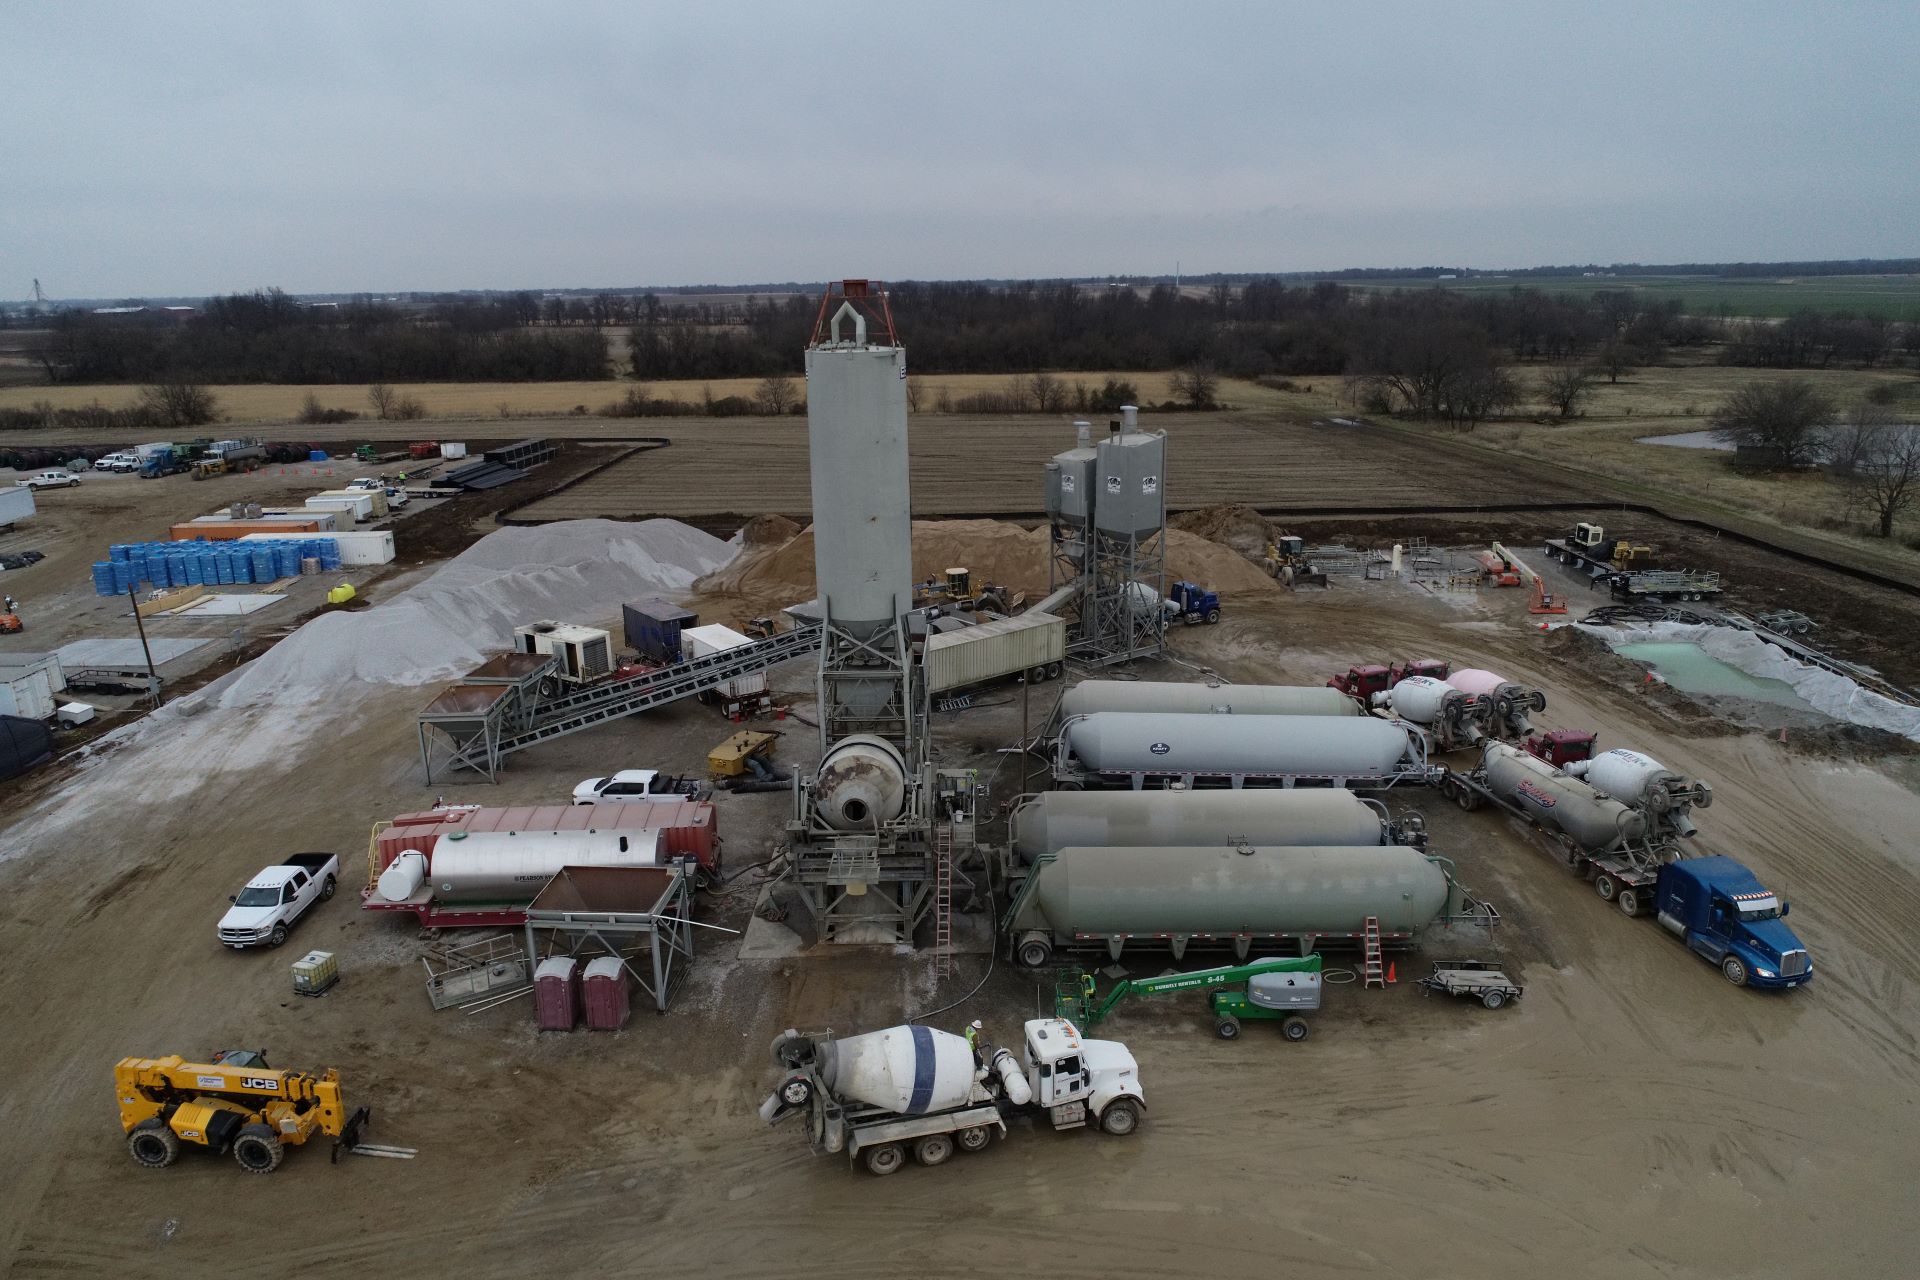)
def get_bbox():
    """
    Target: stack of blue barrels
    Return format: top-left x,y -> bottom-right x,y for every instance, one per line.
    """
93,537 -> 344,596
